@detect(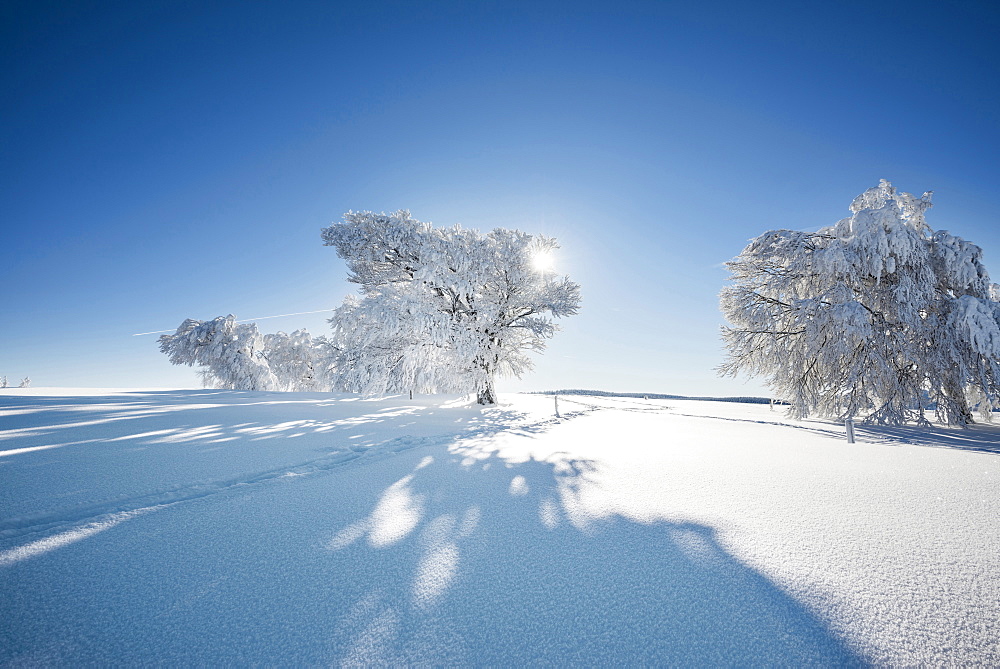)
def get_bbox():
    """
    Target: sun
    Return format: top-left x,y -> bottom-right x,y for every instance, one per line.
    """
532,250 -> 555,273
